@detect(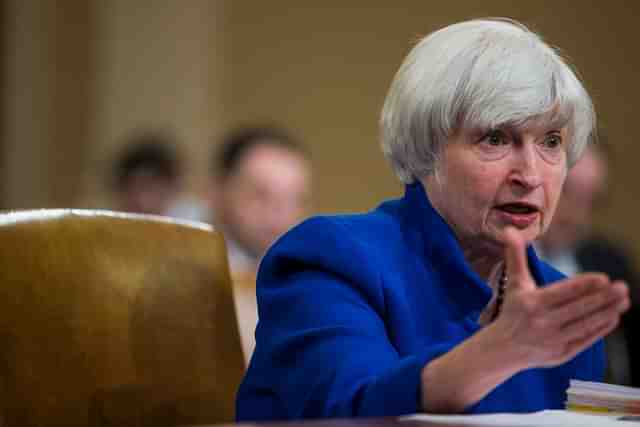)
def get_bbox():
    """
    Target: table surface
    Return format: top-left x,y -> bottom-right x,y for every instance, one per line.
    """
198,417 -> 485,427
196,410 -> 630,427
